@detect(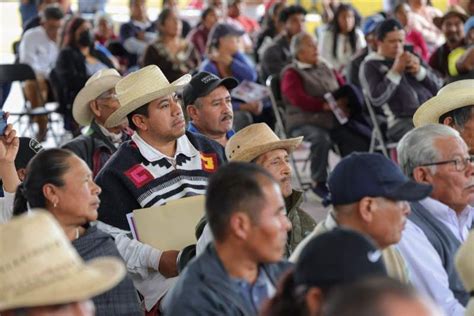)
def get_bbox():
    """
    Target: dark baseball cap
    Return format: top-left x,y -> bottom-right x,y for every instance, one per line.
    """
182,72 -> 238,106
208,23 -> 245,48
294,228 -> 387,288
15,137 -> 43,170
326,152 -> 432,206
376,18 -> 403,41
